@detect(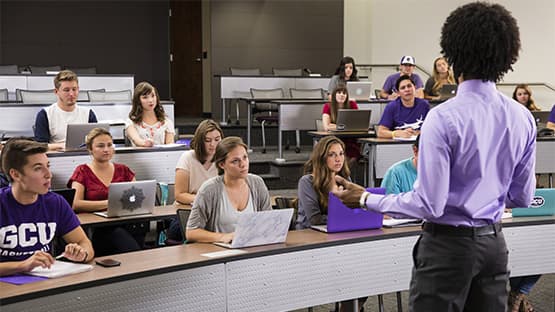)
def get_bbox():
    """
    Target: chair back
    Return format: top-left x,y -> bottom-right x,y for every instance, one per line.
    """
315,119 -> 324,131
0,64 -> 19,74
250,88 -> 284,113
272,68 -> 302,76
78,88 -> 106,101
0,89 -> 8,101
176,209 -> 191,241
274,196 -> 298,230
156,182 -> 176,205
290,88 -> 324,99
230,67 -> 261,76
29,65 -> 62,74
88,90 -> 132,102
20,89 -> 57,103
